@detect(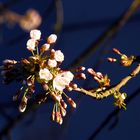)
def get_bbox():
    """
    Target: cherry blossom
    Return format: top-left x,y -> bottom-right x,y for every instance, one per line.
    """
48,59 -> 57,68
54,50 -> 64,62
30,29 -> 41,40
40,43 -> 50,52
26,38 -> 36,51
39,68 -> 53,81
53,71 -> 74,91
